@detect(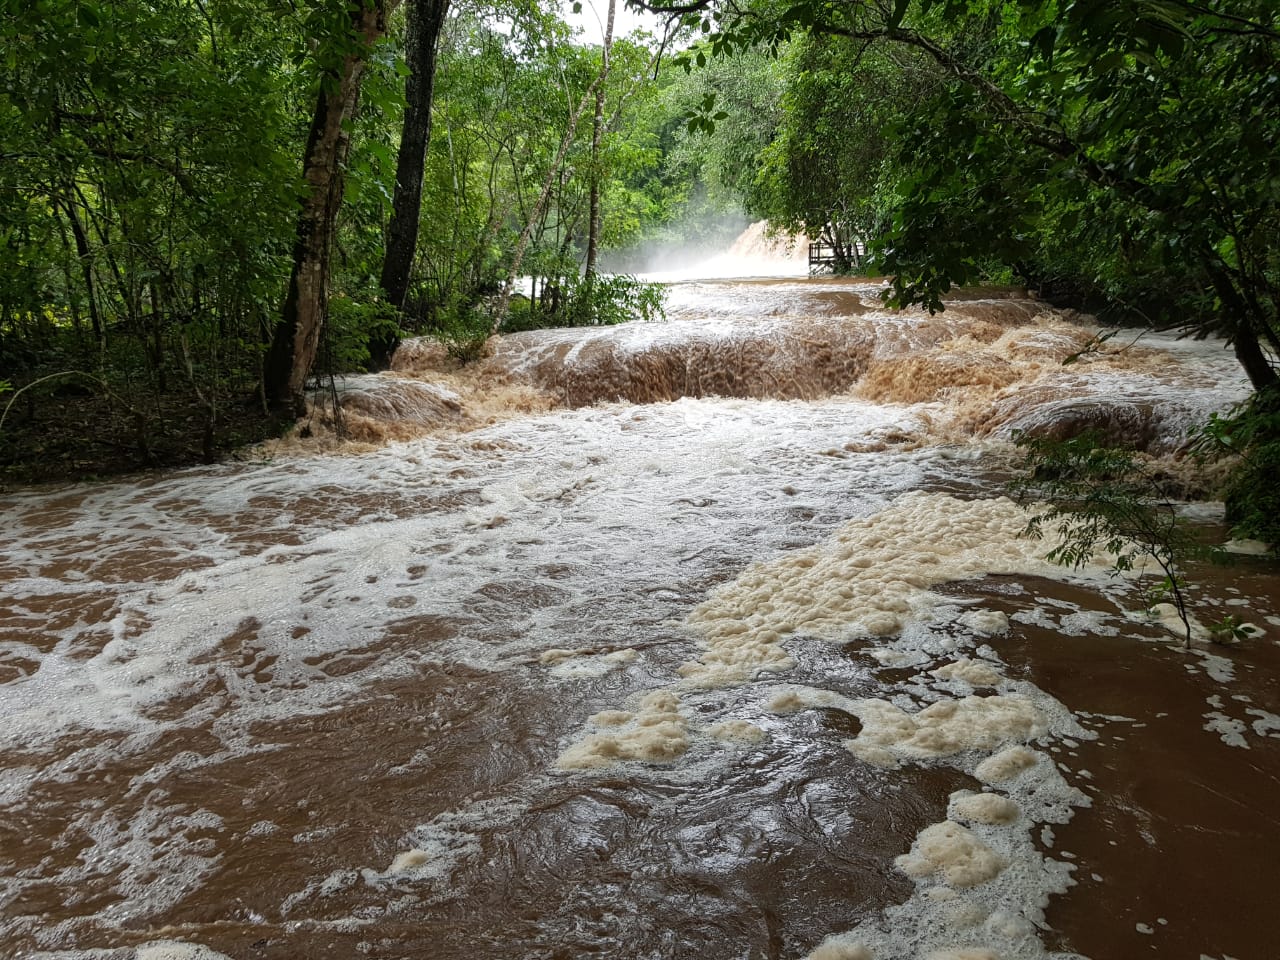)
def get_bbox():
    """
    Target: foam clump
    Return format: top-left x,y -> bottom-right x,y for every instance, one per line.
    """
558,691 -> 688,769
974,746 -> 1040,784
951,791 -> 1021,826
806,938 -> 875,960
135,944 -> 233,960
707,719 -> 767,744
544,647 -> 638,679
896,821 -> 1008,889
926,949 -> 1001,960
768,686 -> 841,714
540,647 -> 594,665
1146,603 -> 1211,642
932,658 -> 1004,688
590,710 -> 633,726
848,695 -> 1045,768
683,493 -> 1058,687
956,609 -> 1010,635
388,848 -> 430,873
